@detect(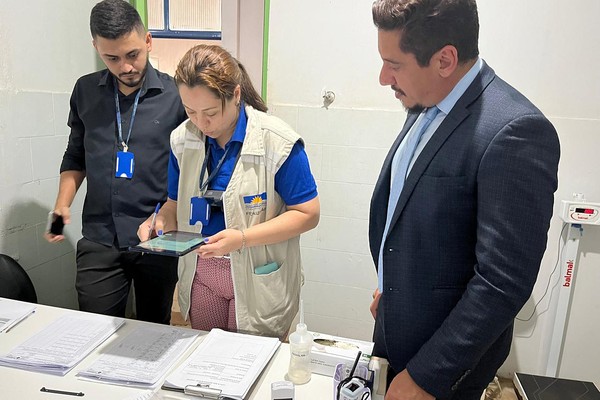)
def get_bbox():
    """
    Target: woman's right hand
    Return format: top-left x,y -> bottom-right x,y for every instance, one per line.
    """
137,214 -> 166,241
